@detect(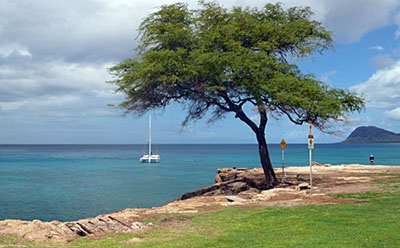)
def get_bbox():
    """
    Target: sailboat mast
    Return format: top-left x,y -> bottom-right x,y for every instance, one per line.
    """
140,114 -> 160,163
148,115 -> 152,156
